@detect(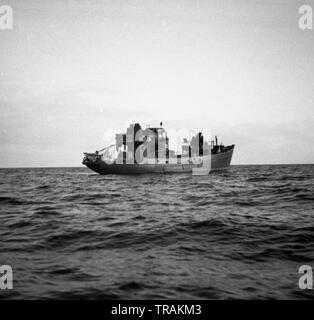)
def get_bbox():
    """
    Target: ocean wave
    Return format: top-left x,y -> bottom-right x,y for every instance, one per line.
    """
1,165 -> 314,299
